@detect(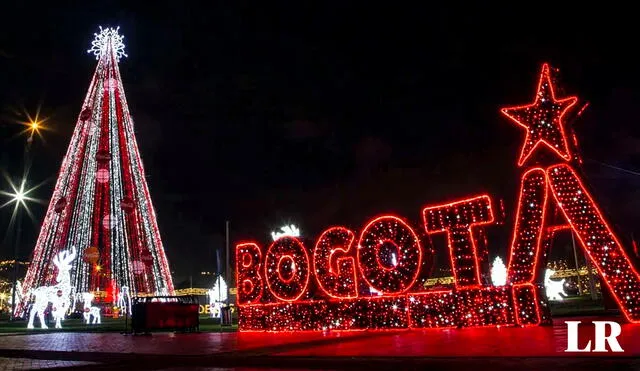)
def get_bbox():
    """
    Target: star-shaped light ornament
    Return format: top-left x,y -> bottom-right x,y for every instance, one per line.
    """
501,63 -> 578,167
